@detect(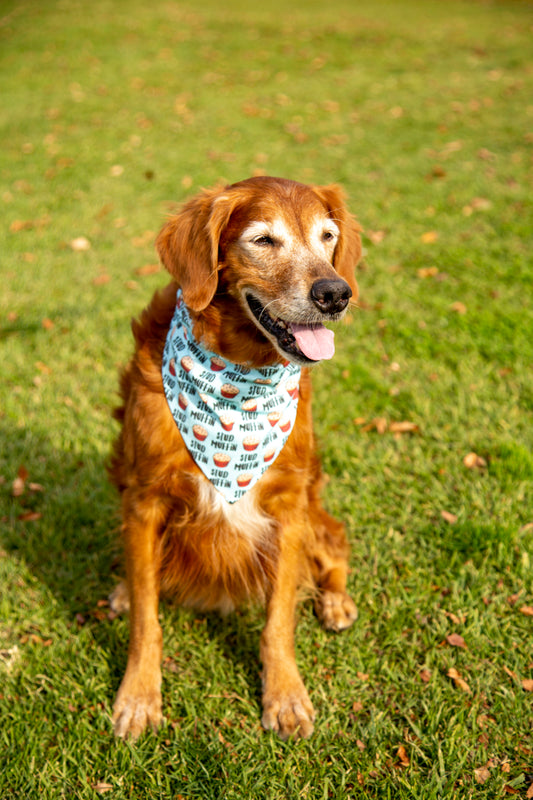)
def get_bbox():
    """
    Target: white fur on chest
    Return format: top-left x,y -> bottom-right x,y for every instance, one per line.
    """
196,477 -> 275,546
